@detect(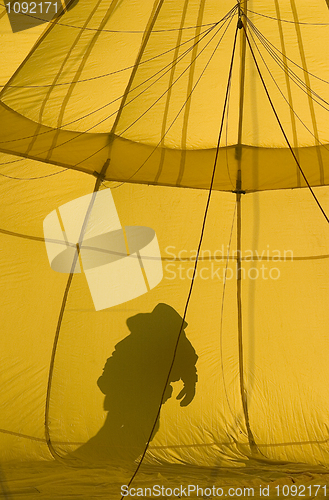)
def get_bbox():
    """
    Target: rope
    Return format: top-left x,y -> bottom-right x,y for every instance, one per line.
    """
243,23 -> 329,225
120,18 -> 240,500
